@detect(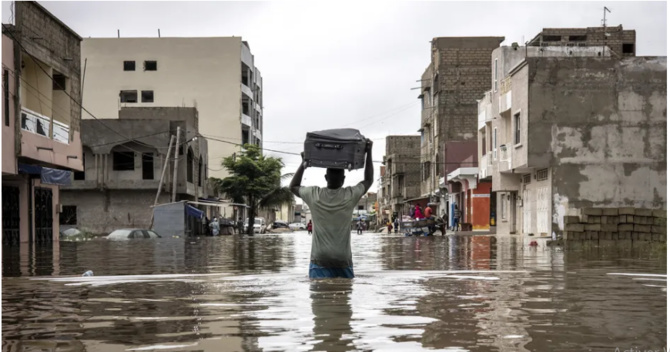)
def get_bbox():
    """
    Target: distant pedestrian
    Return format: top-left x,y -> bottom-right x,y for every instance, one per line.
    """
210,217 -> 220,236
356,220 -> 363,235
413,204 -> 423,219
440,211 -> 448,235
393,217 -> 399,234
387,221 -> 393,234
307,220 -> 313,235
452,205 -> 461,232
